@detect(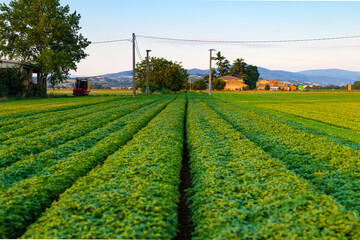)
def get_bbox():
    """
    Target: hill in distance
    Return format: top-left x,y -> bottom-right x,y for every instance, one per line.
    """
258,67 -> 359,86
186,67 -> 359,86
65,67 -> 359,88
298,69 -> 360,82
